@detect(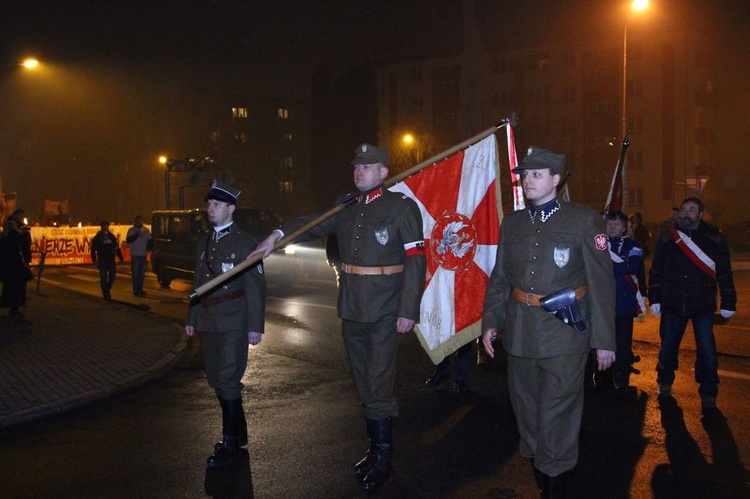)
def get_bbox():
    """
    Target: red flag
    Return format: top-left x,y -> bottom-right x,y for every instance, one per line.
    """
507,124 -> 525,211
390,135 -> 502,363
603,135 -> 630,214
